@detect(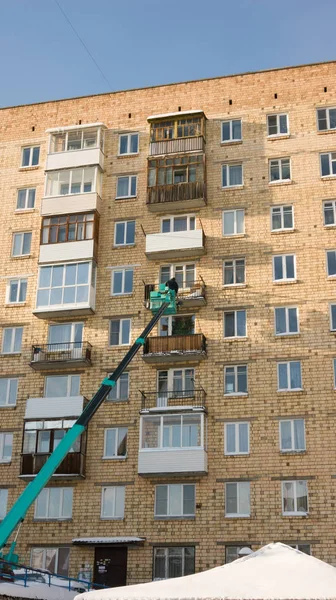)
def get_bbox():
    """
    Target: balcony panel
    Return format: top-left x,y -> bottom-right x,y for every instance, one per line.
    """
140,389 -> 206,411
146,229 -> 205,260
39,240 -> 95,264
144,282 -> 206,310
149,136 -> 204,157
46,148 -> 104,171
30,342 -> 92,371
138,448 -> 207,476
21,452 -> 85,478
24,396 -> 85,419
147,182 -> 206,213
41,192 -> 102,216
33,305 -> 94,319
143,334 -> 206,364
